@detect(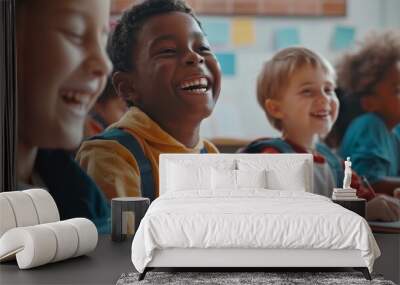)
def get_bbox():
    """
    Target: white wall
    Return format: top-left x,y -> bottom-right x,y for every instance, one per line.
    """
199,0 -> 400,140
